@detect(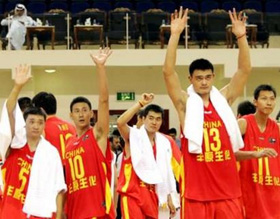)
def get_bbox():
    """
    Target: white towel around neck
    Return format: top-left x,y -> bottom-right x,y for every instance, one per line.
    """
0,101 -> 66,217
184,85 -> 244,154
129,126 -> 176,205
